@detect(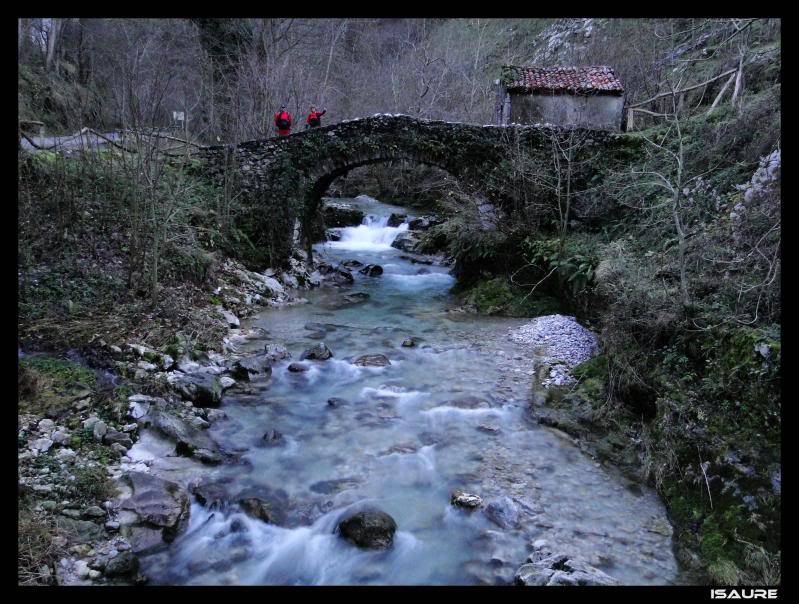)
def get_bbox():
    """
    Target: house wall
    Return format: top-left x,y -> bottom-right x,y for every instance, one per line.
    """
508,92 -> 624,130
